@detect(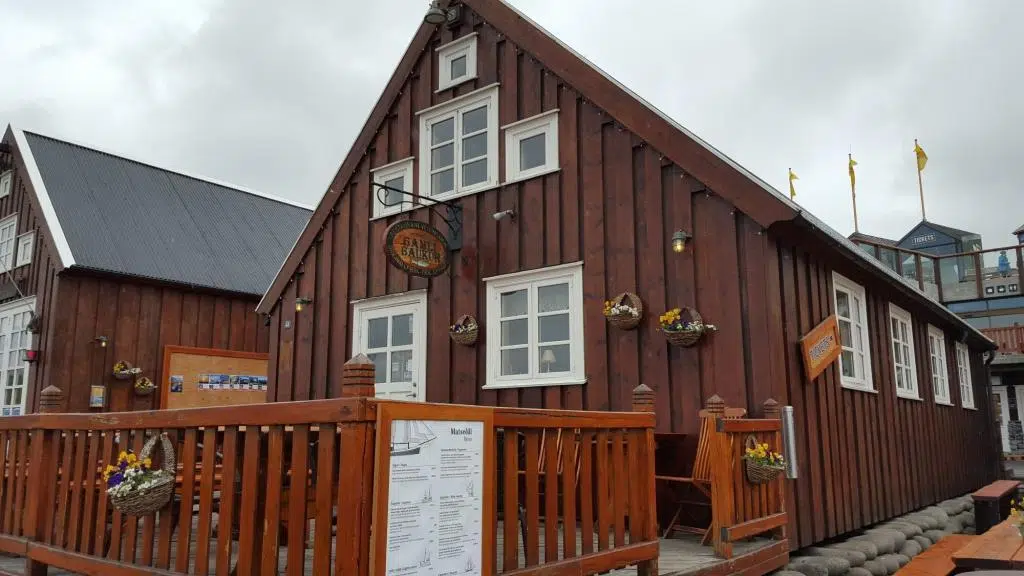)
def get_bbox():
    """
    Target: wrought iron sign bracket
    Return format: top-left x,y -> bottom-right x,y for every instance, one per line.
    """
372,183 -> 463,251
